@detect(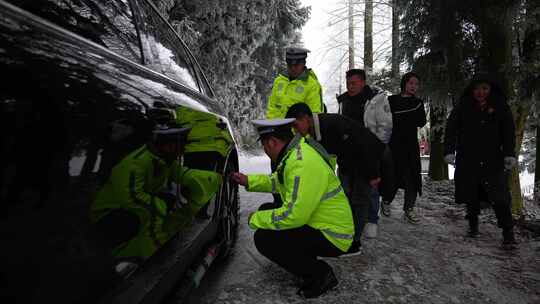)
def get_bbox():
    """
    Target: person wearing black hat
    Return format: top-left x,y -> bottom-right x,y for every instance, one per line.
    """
266,47 -> 324,119
285,102 -> 385,254
230,118 -> 354,298
91,122 -> 222,260
443,76 -> 517,250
